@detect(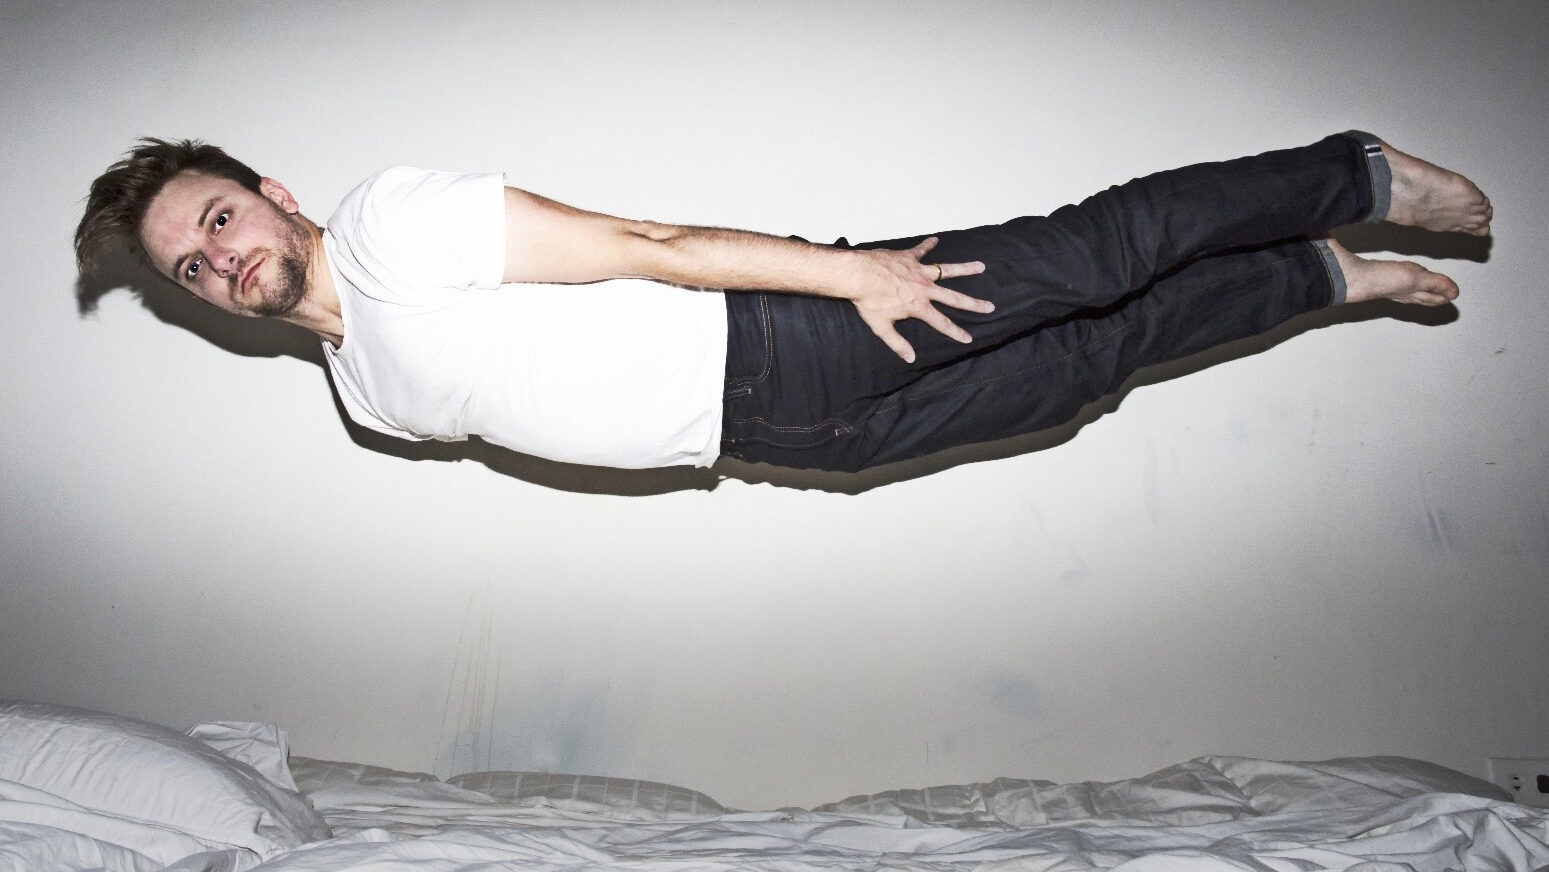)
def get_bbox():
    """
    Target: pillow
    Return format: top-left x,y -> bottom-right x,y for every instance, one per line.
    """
447,771 -> 729,820
186,721 -> 300,792
1207,755 -> 1512,815
815,776 -> 1055,826
0,701 -> 329,856
288,756 -> 443,795
814,760 -> 1255,828
289,756 -> 499,809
